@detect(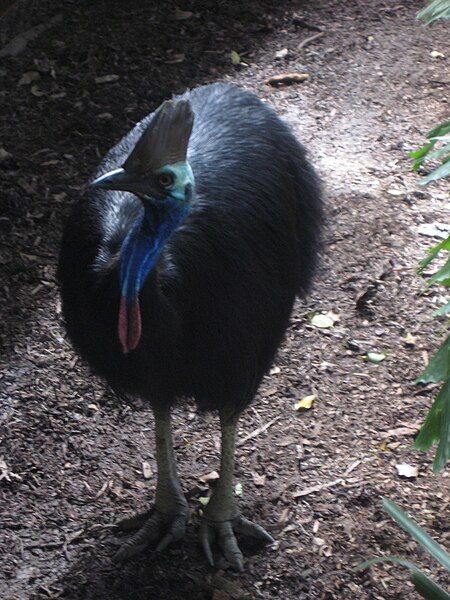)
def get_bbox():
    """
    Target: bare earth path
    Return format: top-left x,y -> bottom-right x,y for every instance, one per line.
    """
0,1 -> 449,598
